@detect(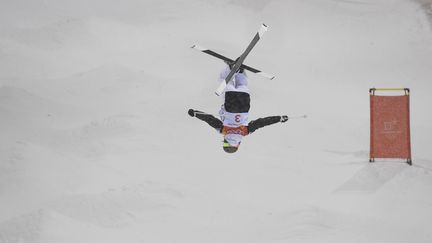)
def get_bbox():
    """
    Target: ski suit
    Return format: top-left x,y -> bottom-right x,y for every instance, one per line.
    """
193,65 -> 282,146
